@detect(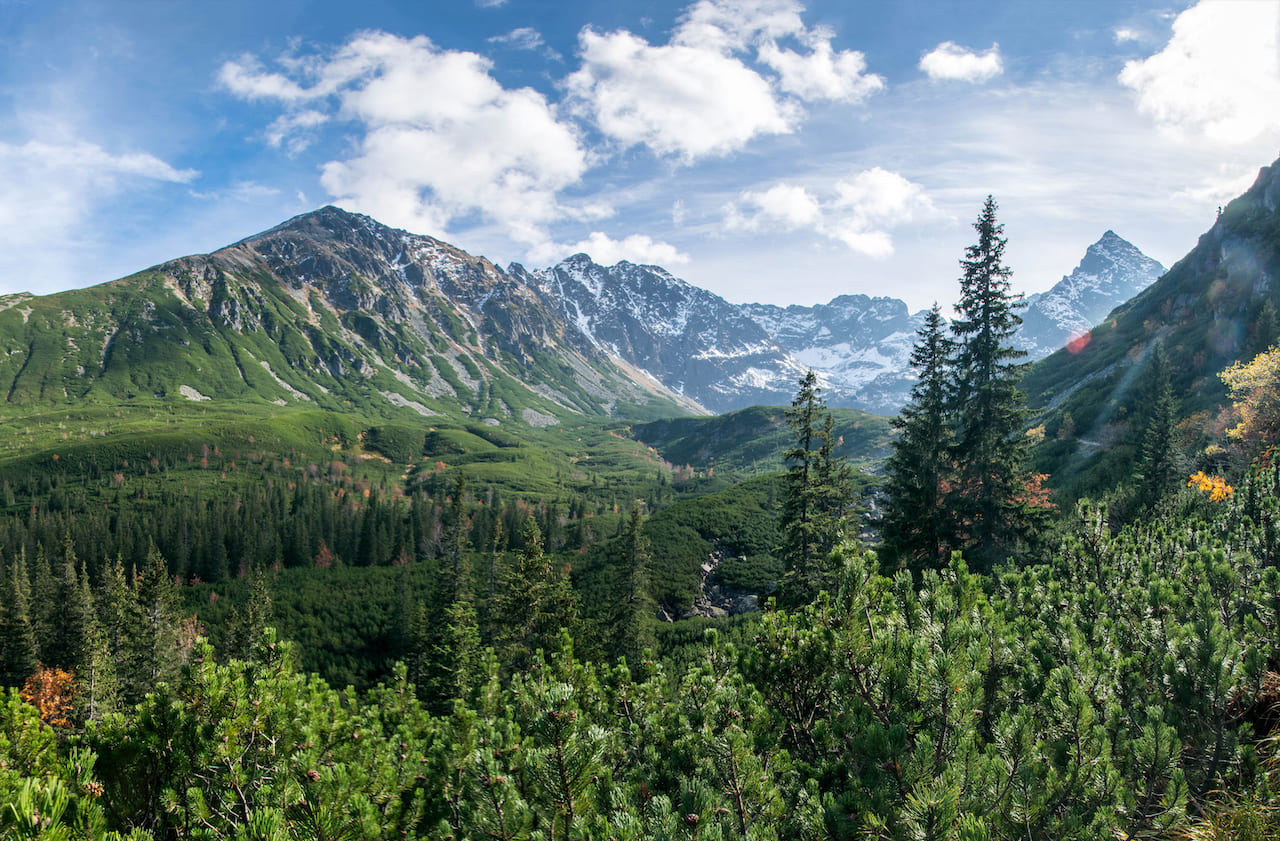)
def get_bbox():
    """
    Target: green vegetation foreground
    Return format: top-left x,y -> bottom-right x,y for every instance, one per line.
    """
4,463 -> 1280,839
